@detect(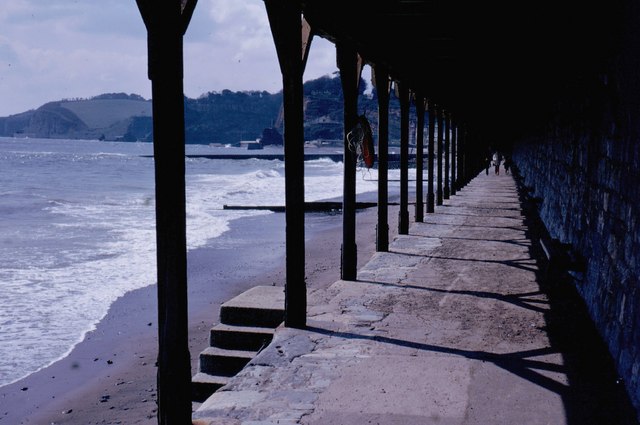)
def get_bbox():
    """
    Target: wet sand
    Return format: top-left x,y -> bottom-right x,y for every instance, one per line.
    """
0,201 -> 399,424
